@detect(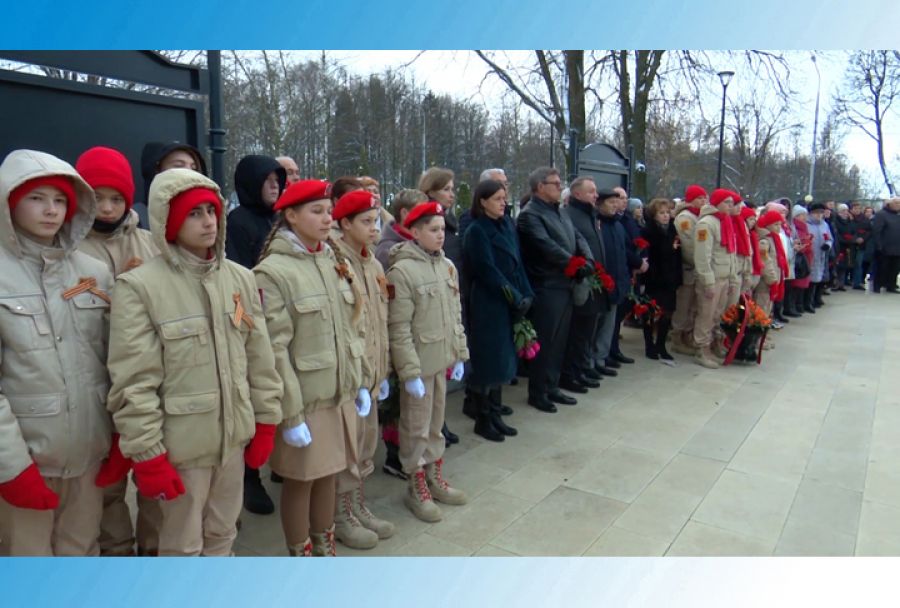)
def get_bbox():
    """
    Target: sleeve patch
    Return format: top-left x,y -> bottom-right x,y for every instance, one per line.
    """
680,220 -> 691,232
761,250 -> 768,260
696,229 -> 708,242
